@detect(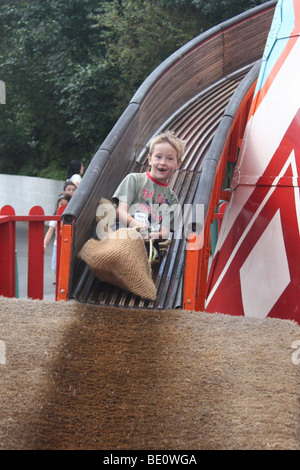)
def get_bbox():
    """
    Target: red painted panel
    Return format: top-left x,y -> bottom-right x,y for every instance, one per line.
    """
0,206 -> 16,297
28,206 -> 45,300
